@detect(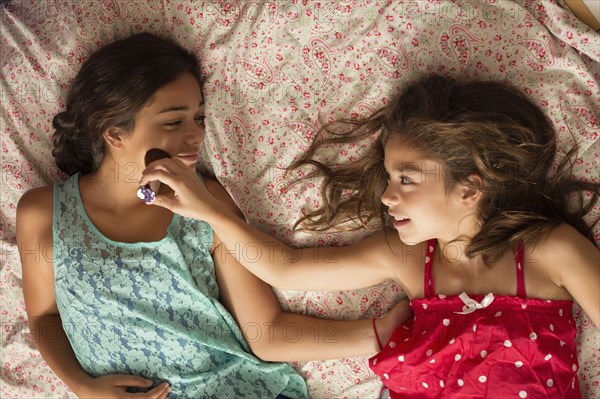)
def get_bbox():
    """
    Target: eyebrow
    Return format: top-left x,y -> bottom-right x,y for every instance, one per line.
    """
385,163 -> 422,174
157,100 -> 204,114
399,163 -> 421,173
